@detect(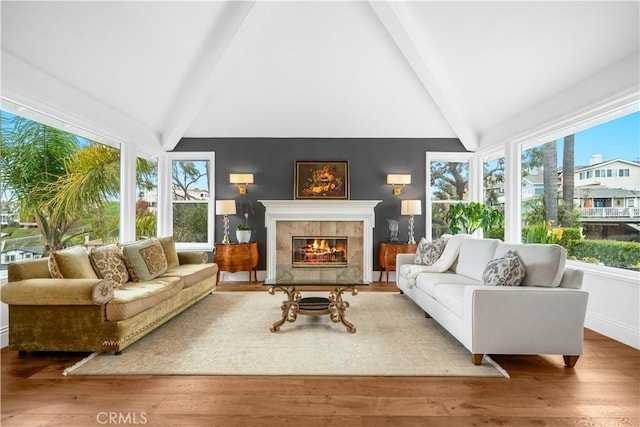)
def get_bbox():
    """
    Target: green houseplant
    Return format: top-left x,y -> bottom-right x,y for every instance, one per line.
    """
235,213 -> 253,243
445,202 -> 504,235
